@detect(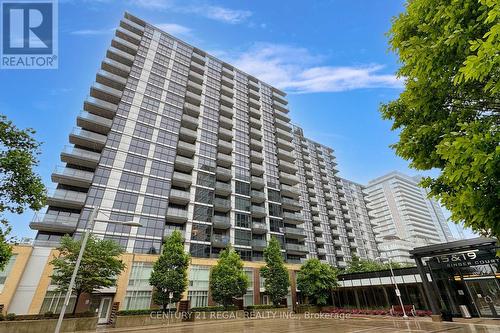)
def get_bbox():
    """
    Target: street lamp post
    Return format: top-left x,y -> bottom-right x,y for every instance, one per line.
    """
54,208 -> 142,333
377,255 -> 409,319
54,207 -> 98,333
